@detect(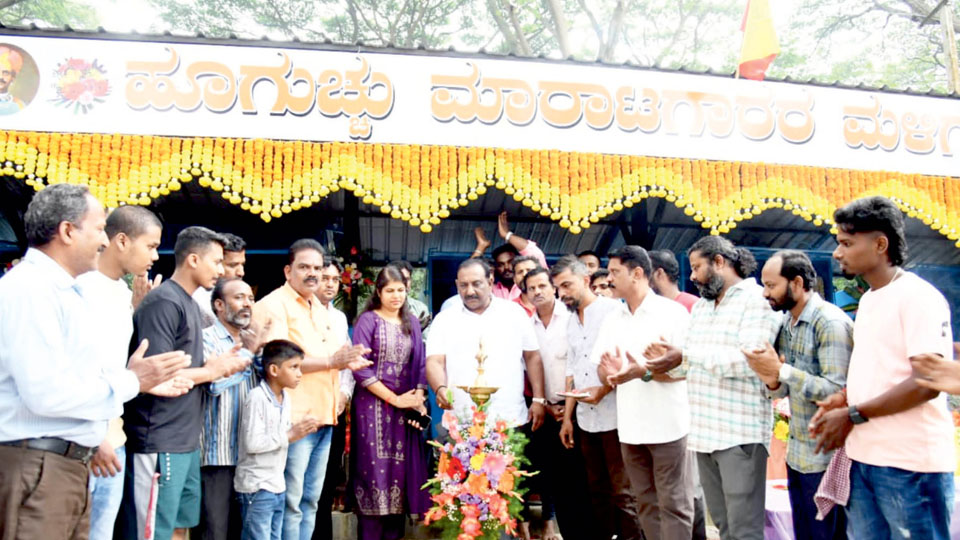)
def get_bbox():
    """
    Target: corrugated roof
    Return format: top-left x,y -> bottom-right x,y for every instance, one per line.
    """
0,24 -> 957,99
